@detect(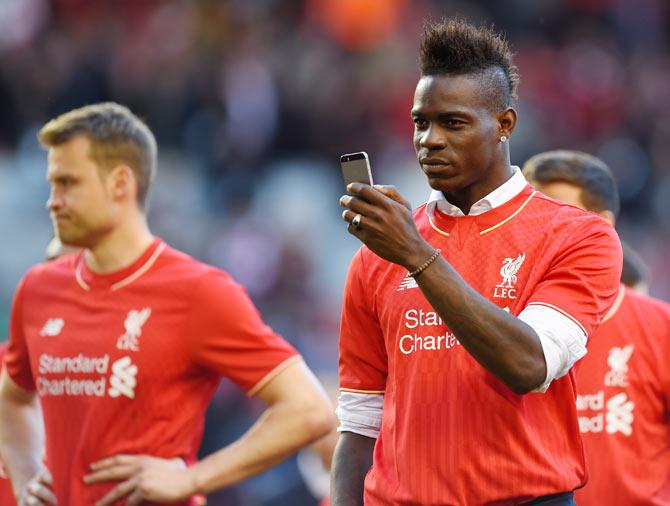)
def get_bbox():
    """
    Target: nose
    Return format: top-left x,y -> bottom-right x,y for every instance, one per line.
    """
46,186 -> 62,211
417,125 -> 446,150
